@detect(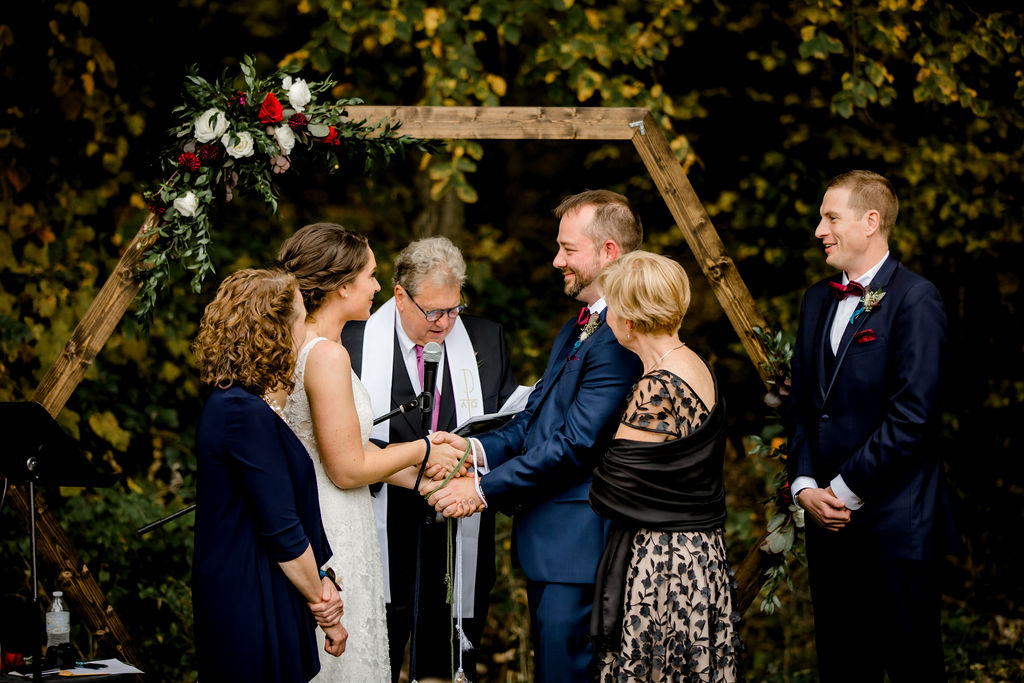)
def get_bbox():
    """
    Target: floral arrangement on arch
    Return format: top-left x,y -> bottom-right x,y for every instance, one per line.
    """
139,55 -> 435,318
746,325 -> 805,614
